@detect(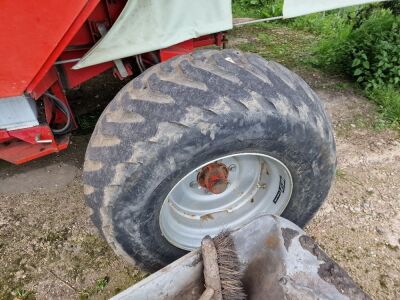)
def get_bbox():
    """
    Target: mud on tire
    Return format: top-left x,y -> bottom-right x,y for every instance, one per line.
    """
83,49 -> 336,271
